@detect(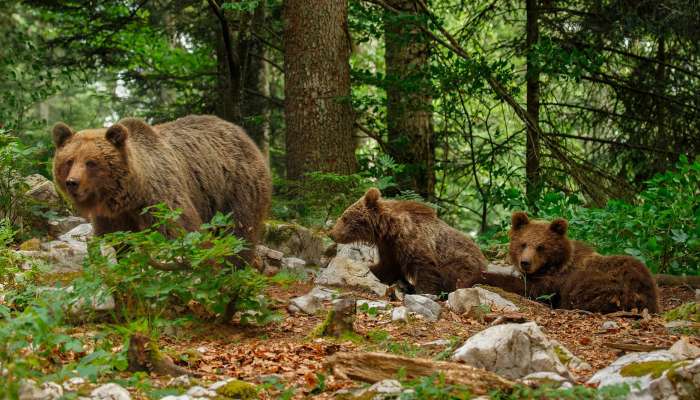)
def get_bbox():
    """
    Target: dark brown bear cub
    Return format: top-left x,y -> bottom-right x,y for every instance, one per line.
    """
52,115 -> 271,263
505,212 -> 659,313
328,188 -> 487,295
